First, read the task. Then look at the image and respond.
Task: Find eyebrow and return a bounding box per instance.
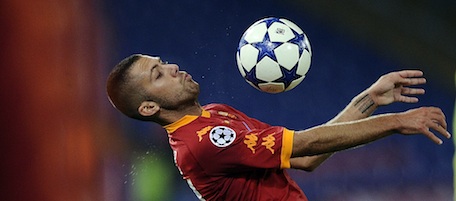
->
[149,57,162,81]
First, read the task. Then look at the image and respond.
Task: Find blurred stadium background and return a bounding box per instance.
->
[1,0,454,200]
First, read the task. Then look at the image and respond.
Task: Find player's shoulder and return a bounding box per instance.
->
[203,103,239,112]
[203,103,251,120]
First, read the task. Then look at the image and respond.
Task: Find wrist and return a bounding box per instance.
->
[353,93,378,115]
[390,113,403,134]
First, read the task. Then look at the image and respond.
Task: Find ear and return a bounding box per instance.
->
[138,101,160,117]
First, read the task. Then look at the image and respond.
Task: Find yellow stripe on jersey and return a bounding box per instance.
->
[280,128,294,169]
[201,109,211,118]
[164,109,211,134]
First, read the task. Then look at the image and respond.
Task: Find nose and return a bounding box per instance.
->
[167,64,179,77]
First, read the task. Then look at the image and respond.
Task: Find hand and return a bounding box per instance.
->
[367,70,426,106]
[395,107,451,144]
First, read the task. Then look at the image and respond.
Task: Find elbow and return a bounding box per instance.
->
[290,158,321,172]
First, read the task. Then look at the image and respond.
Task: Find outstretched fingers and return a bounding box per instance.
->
[402,77,426,87]
[424,124,451,145]
[397,70,424,79]
[394,70,426,103]
[424,108,452,144]
[397,87,424,103]
[401,87,425,95]
[422,129,444,145]
[396,70,426,87]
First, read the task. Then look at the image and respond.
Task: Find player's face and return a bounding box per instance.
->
[130,55,199,109]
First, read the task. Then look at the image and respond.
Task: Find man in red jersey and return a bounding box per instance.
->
[106,54,451,200]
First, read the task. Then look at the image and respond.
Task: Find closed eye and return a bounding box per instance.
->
[150,64,160,81]
[150,58,168,80]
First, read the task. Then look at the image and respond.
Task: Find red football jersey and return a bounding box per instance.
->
[164,103,308,201]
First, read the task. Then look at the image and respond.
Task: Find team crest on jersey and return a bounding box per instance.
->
[209,126,236,148]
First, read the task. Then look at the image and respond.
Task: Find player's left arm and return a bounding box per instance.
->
[290,70,427,171]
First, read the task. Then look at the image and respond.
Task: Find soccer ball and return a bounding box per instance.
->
[236,17,312,93]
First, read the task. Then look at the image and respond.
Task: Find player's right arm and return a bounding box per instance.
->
[291,106,450,157]
[290,70,439,171]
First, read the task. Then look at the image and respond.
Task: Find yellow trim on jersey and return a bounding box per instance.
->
[201,109,211,118]
[163,109,211,134]
[280,128,294,169]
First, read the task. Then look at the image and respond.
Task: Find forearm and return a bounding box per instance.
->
[289,70,436,169]
[290,92,378,170]
[329,92,378,123]
[292,113,397,157]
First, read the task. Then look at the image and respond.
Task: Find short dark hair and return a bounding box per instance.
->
[106,54,156,121]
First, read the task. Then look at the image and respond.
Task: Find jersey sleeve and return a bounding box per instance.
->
[189,125,294,175]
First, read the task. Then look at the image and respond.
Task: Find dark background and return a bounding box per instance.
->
[1,0,454,201]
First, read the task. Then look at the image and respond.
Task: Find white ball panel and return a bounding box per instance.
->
[297,50,311,76]
[239,44,259,72]
[236,52,246,77]
[267,22,294,42]
[280,18,304,34]
[274,43,299,70]
[256,57,282,81]
[244,23,268,43]
[285,76,305,91]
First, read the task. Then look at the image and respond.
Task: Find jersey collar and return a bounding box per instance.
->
[163,109,210,134]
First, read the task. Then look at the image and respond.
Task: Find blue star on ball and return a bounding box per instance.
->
[273,65,302,89]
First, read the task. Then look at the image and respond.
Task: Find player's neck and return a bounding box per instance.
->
[156,102,202,126]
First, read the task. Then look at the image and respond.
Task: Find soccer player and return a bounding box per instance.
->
[106,54,451,200]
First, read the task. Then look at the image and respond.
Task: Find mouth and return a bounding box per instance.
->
[181,71,193,82]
